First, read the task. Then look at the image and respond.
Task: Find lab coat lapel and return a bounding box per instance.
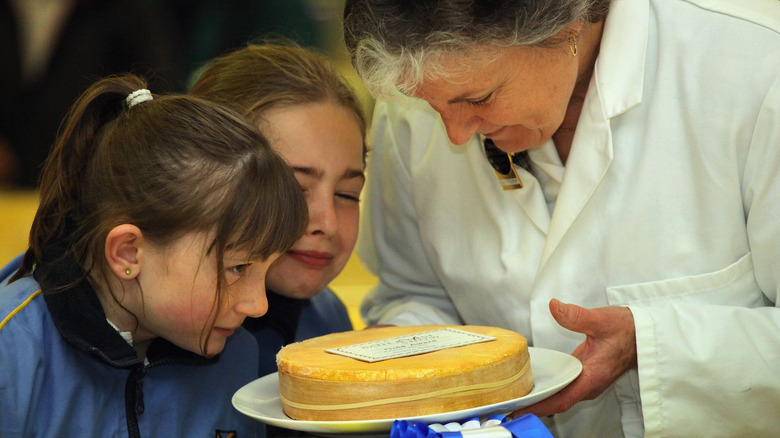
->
[513,166,552,236]
[538,82,613,269]
[538,0,648,270]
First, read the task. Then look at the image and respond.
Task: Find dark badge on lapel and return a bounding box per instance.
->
[483,138,526,190]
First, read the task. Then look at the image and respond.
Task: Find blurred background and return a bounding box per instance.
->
[0,0,376,327]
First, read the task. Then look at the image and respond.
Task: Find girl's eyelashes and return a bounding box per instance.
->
[336,192,361,202]
[224,262,253,286]
[228,263,251,276]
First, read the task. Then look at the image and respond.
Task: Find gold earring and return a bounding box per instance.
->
[569,37,578,56]
[125,268,132,276]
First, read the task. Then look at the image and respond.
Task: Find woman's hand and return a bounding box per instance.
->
[512,299,637,417]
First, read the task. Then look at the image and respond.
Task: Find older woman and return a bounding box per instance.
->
[343,1,780,437]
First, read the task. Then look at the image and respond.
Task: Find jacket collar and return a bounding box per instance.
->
[538,0,649,269]
[594,0,648,118]
[34,242,214,369]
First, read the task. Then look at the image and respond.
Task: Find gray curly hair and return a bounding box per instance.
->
[343,0,611,96]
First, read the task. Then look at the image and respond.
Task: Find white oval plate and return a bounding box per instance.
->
[232,347,581,436]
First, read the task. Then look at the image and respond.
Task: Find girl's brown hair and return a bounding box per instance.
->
[189,41,368,164]
[11,73,308,355]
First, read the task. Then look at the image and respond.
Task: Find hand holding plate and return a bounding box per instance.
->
[511,299,637,418]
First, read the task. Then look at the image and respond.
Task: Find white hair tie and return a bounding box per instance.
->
[126,89,153,108]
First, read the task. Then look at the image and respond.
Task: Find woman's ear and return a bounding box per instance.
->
[568,20,584,34]
[105,224,143,280]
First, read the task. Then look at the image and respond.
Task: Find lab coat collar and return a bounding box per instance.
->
[594,0,648,118]
[538,0,649,270]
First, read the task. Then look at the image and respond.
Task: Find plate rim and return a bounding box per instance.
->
[232,346,581,433]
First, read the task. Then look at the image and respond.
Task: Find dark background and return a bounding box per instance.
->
[0,0,359,188]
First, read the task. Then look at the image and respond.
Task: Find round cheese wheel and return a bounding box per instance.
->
[276,325,533,421]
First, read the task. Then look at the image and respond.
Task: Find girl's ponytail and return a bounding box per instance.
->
[12,75,149,281]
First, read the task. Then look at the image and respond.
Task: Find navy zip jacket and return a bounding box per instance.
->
[0,252,262,438]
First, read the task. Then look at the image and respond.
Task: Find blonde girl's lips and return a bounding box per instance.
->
[287,250,333,268]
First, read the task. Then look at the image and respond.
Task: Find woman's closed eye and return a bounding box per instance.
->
[467,92,494,107]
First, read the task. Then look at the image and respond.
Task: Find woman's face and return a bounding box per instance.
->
[131,232,277,356]
[262,102,365,299]
[412,42,579,154]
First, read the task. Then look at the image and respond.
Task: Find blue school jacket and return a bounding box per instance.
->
[0,253,263,438]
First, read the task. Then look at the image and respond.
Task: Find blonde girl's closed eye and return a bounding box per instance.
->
[336,190,362,203]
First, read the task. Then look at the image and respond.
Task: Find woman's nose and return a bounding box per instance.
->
[439,109,481,145]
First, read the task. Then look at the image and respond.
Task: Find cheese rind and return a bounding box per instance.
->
[276,325,533,421]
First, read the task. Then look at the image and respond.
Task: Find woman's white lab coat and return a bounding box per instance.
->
[357,0,780,436]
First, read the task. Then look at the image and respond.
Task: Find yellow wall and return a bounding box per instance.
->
[329,253,376,329]
[0,190,38,266]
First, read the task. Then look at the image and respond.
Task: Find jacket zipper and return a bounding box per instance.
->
[124,364,145,438]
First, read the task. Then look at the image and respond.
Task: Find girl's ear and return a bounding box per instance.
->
[105,224,144,280]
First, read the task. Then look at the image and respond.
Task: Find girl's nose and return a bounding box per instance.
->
[234,281,268,318]
[307,195,337,236]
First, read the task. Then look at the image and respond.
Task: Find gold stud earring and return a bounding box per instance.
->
[125,268,132,276]
[569,37,578,56]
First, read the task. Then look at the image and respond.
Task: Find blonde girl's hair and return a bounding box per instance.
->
[189,41,368,165]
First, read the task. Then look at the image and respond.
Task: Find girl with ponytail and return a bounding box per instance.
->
[0,73,307,437]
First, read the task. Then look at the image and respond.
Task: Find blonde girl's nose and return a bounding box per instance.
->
[307,195,338,236]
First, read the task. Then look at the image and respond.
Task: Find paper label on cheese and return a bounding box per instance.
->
[325,328,496,362]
